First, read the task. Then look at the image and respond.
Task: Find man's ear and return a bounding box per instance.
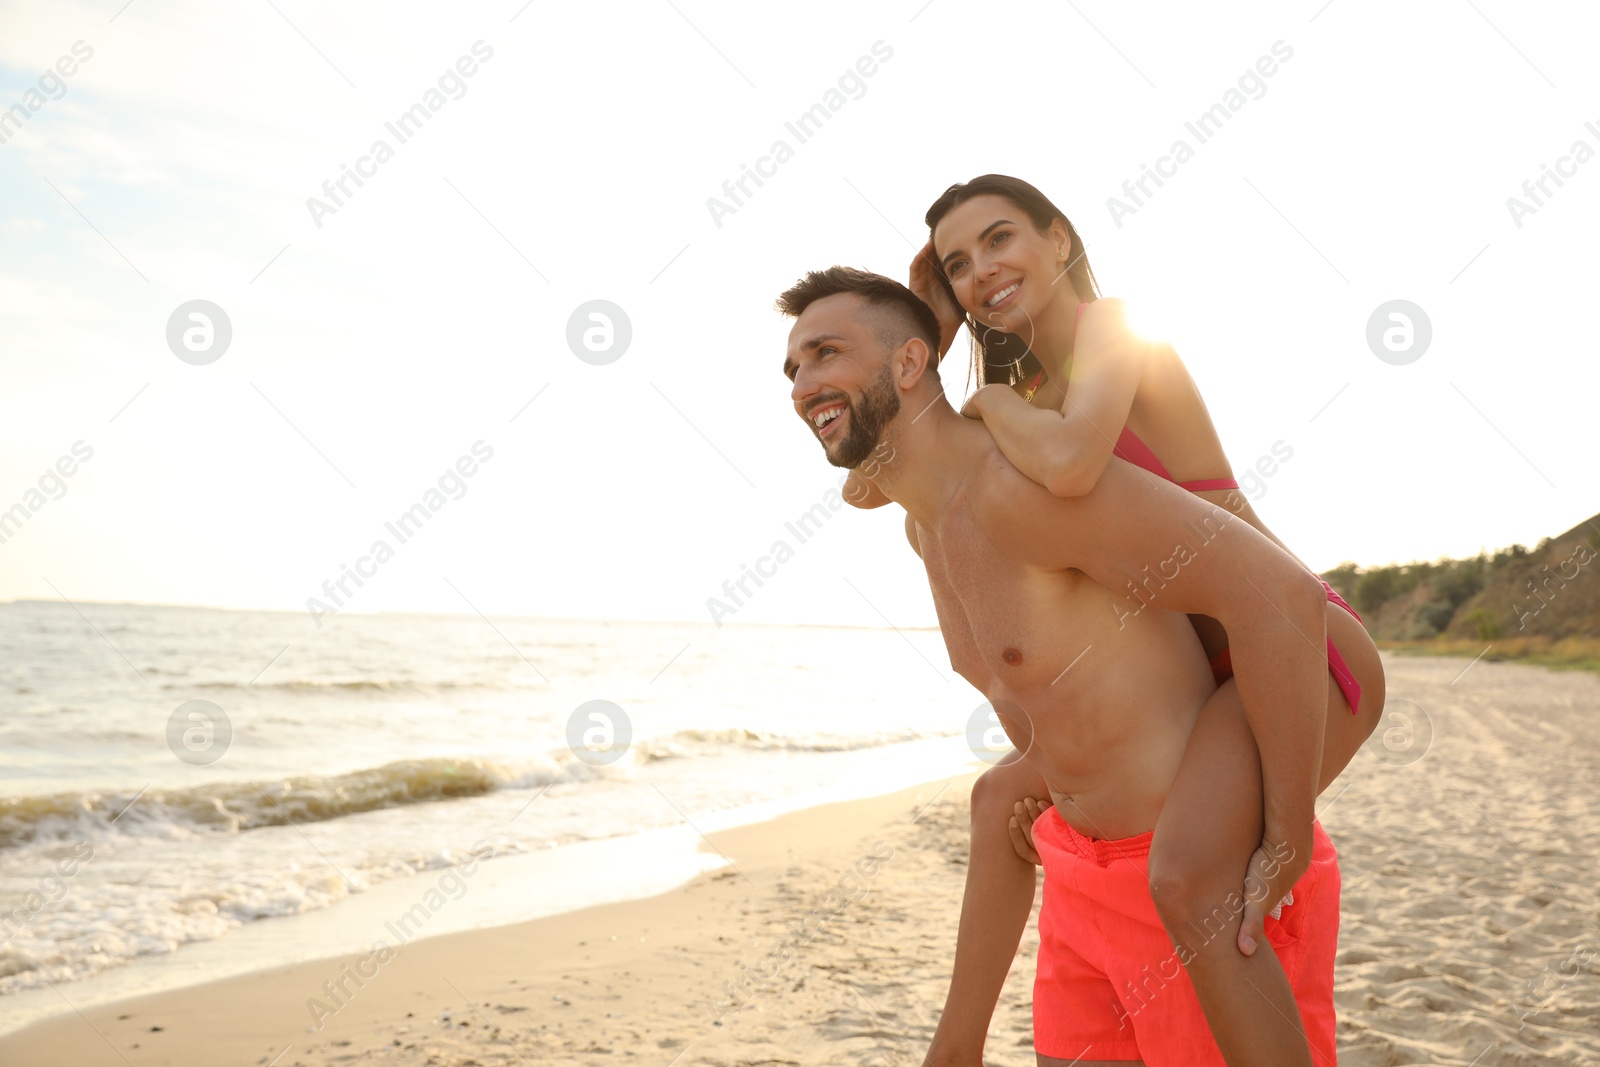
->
[894,336,935,392]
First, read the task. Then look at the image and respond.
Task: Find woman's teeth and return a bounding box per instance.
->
[986,282,1021,307]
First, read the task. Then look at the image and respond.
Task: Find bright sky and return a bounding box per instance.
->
[2,0,1596,631]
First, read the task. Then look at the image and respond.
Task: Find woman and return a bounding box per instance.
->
[844,174,1385,1067]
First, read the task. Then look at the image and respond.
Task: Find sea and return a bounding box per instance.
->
[0,600,977,1032]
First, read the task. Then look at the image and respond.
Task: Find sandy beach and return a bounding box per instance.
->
[3,654,1598,1066]
[5,2,1595,1063]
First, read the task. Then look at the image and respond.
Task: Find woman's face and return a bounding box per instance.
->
[931,194,1070,338]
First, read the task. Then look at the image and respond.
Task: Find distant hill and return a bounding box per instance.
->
[1321,512,1600,672]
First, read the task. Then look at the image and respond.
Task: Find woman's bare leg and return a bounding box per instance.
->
[923,751,1049,1067]
[1145,603,1385,1066]
[1146,677,1321,1066]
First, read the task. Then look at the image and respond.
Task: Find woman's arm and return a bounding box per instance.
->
[909,239,965,360]
[963,298,1148,498]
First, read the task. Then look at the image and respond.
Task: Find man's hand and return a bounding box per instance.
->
[1006,796,1053,866]
[909,239,964,358]
[1237,827,1312,955]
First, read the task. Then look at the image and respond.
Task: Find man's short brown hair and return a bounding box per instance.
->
[775,267,942,380]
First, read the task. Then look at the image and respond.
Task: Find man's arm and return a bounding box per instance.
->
[973,453,1327,855]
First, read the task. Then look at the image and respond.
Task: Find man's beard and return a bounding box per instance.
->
[823,362,901,469]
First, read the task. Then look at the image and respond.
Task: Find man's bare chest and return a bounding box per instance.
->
[916,510,1106,693]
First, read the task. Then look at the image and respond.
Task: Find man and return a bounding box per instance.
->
[776,266,1339,1065]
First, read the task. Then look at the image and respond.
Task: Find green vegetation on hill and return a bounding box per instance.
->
[1321,512,1600,674]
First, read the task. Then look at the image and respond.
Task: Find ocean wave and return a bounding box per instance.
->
[0,757,598,850]
[170,678,492,694]
[0,728,955,849]
[0,834,511,995]
[637,725,950,761]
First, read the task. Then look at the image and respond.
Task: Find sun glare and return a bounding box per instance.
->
[1121,299,1178,346]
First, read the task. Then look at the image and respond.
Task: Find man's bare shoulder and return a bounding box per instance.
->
[966,443,1075,564]
[970,442,1041,509]
[968,443,1198,574]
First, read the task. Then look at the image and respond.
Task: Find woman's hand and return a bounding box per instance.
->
[909,239,964,359]
[1007,796,1053,866]
[1237,826,1313,956]
[959,383,1016,420]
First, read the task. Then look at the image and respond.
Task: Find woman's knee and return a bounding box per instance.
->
[972,760,1017,823]
[970,757,1045,839]
[1147,834,1238,931]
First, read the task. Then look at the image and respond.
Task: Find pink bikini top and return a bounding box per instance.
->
[1071,302,1240,494]
[1112,426,1240,493]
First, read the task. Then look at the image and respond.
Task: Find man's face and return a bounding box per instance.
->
[784,293,902,469]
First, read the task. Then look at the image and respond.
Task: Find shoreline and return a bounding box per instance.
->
[0,742,979,1040]
[0,774,994,1066]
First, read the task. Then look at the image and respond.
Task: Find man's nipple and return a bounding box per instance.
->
[1001,647,1024,666]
